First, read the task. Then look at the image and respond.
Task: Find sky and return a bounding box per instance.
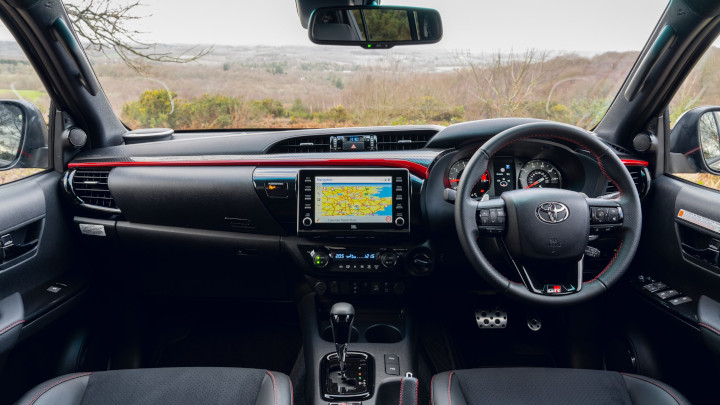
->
[1,0,671,53]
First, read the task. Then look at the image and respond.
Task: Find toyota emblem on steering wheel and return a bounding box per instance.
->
[536,202,569,224]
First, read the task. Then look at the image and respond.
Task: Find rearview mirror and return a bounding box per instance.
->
[308,6,442,49]
[0,100,48,171]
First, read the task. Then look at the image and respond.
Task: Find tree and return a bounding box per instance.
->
[65,0,211,72]
[459,49,547,117]
[0,104,23,163]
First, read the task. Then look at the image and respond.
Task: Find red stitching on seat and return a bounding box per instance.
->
[448,371,455,405]
[27,372,92,405]
[430,374,435,405]
[266,371,278,405]
[289,375,294,405]
[399,377,404,405]
[0,320,24,336]
[621,373,684,405]
[414,377,419,405]
[699,322,720,336]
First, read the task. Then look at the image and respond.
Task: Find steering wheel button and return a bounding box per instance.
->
[489,210,498,223]
[596,209,607,221]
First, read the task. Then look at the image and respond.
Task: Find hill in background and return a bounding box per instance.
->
[2,41,719,130]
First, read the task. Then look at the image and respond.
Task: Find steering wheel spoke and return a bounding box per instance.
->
[475,198,507,235]
[499,235,584,295]
[585,197,624,234]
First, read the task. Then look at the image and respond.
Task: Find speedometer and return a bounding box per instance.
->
[448,159,491,198]
[518,160,562,189]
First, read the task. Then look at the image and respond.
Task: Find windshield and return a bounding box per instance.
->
[74,0,668,131]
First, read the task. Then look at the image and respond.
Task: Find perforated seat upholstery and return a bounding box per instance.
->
[431,368,690,405]
[14,367,292,405]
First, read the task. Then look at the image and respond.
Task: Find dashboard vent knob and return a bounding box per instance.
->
[408,249,434,275]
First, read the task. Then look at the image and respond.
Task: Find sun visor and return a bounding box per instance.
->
[684,0,720,18]
[296,0,379,28]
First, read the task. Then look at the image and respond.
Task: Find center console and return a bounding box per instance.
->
[255,166,426,403]
[299,296,417,405]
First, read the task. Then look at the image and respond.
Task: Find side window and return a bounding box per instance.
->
[667,37,720,190]
[0,20,50,185]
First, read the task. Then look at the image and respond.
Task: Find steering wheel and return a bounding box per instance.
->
[455,122,642,305]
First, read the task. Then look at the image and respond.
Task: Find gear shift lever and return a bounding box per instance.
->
[330,302,355,377]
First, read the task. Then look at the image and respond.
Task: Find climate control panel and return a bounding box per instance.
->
[306,247,406,273]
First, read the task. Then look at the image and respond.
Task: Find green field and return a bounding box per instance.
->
[0,89,47,101]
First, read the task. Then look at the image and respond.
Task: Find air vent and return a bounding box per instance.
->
[376,132,433,151]
[269,136,330,153]
[605,166,650,198]
[69,169,119,212]
[605,142,632,155]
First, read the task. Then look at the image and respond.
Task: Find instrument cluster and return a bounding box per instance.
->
[443,140,589,199]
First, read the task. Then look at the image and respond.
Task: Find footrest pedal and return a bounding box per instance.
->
[475,309,507,329]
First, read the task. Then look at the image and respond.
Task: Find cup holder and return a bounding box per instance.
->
[365,324,403,343]
[321,325,360,343]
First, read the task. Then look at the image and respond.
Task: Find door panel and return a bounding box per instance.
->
[639,175,720,301]
[626,174,720,404]
[0,179,45,277]
[0,171,80,334]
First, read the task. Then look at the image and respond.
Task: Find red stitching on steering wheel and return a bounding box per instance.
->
[585,237,623,284]
[468,132,627,288]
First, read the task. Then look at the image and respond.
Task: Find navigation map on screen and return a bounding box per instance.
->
[314,176,393,223]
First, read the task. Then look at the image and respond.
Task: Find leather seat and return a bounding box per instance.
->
[432,368,690,405]
[14,367,292,405]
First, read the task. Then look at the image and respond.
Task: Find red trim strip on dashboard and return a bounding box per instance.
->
[68,158,431,179]
[68,158,647,179]
[620,159,649,167]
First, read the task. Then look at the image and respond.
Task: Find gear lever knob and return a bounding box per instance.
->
[330,302,355,376]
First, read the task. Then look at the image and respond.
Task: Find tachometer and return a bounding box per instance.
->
[448,159,491,198]
[518,160,562,189]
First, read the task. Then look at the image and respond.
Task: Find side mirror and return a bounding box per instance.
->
[0,100,48,171]
[308,6,442,49]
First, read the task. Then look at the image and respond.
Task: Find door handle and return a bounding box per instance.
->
[0,234,38,264]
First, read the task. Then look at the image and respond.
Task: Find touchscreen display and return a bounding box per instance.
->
[314,176,393,224]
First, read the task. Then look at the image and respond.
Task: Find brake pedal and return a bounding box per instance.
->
[475,309,507,329]
[527,316,542,331]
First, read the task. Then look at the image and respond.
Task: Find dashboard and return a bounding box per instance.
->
[62,119,648,299]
